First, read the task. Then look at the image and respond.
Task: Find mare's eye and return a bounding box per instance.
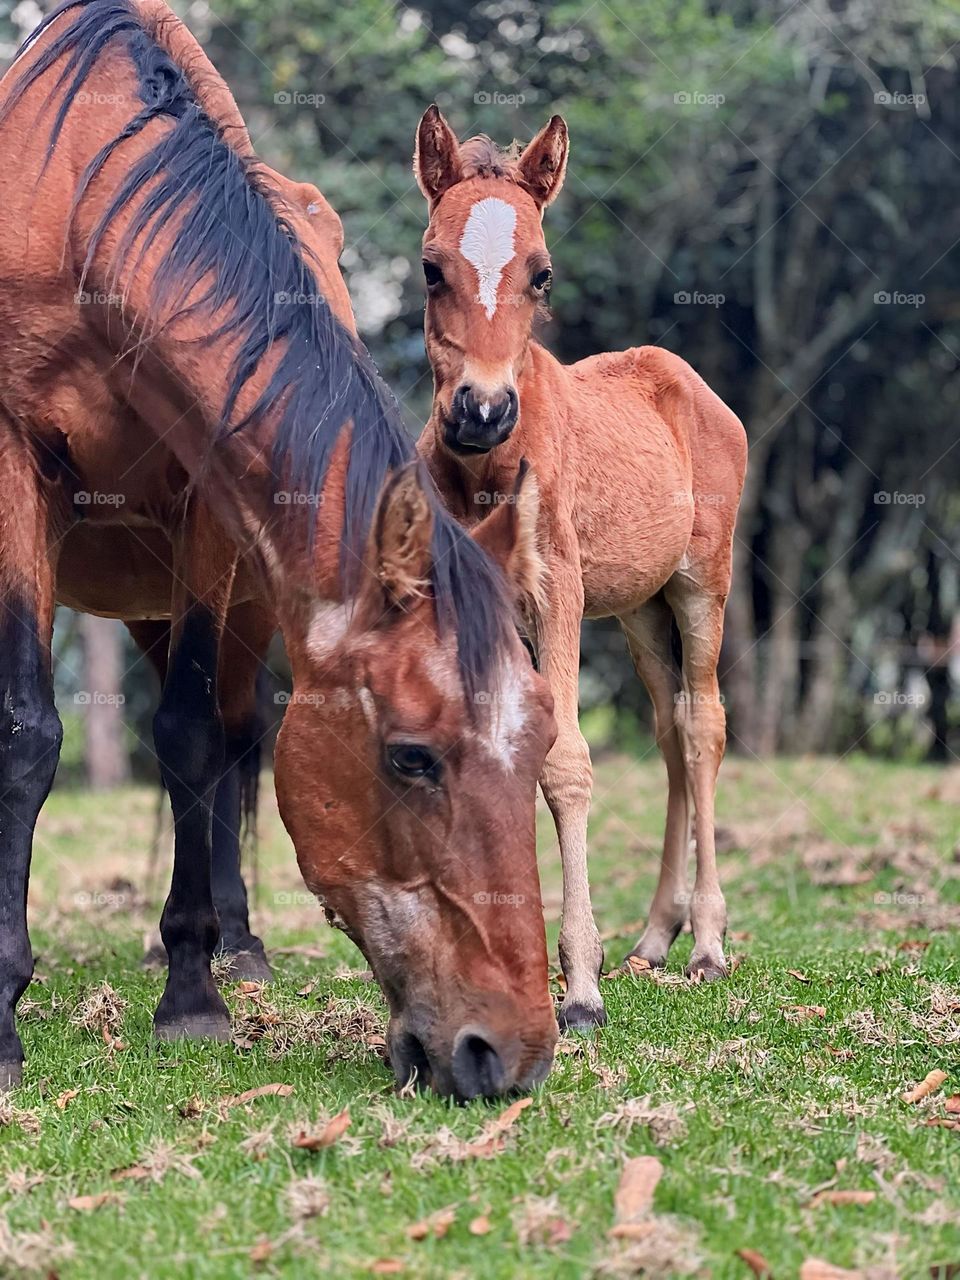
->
[388,743,441,783]
[423,260,445,289]
[531,267,552,293]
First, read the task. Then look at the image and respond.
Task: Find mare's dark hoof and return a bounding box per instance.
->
[153,1011,232,1042]
[0,1060,23,1090]
[558,999,607,1033]
[218,944,273,982]
[686,956,728,983]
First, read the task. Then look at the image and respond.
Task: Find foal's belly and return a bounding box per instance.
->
[575,444,694,619]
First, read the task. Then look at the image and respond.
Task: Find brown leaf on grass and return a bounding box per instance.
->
[613,1155,663,1228]
[945,1095,960,1114]
[370,1261,404,1275]
[513,1195,573,1248]
[737,1247,773,1277]
[111,1164,150,1181]
[68,1192,120,1212]
[178,1096,204,1119]
[788,969,812,983]
[101,1024,126,1051]
[54,1089,79,1110]
[296,982,316,998]
[903,1069,948,1103]
[800,1262,863,1280]
[238,981,263,996]
[469,1215,491,1236]
[407,1208,455,1241]
[808,1190,876,1208]
[249,1237,273,1264]
[826,1045,855,1061]
[924,1117,960,1129]
[783,1005,827,1021]
[292,1107,351,1151]
[220,1083,294,1110]
[896,939,930,952]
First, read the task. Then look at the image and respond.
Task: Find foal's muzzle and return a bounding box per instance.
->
[444,383,519,454]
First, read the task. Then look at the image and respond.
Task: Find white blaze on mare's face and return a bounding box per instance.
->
[458,197,517,320]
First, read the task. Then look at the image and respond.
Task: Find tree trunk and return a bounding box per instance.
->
[80,614,129,790]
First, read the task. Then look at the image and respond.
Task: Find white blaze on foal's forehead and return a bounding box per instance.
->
[458,196,517,320]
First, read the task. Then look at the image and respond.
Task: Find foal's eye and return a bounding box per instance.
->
[388,743,441,783]
[422,260,445,289]
[531,267,552,293]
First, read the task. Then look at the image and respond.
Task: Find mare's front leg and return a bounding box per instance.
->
[537,557,605,1031]
[0,423,63,1087]
[152,507,236,1040]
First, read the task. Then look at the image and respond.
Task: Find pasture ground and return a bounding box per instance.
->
[1,751,959,1279]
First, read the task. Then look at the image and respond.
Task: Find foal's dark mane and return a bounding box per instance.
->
[4,0,512,695]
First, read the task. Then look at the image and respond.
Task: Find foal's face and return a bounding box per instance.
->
[275,465,559,1101]
[414,108,568,455]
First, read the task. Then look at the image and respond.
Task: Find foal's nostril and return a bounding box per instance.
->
[451,1028,508,1100]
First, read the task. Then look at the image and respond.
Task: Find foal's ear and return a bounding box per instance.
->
[414,104,463,206]
[359,463,435,618]
[517,116,569,209]
[472,460,547,612]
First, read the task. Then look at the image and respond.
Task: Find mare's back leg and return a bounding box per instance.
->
[127,612,272,979]
[0,422,64,1087]
[151,506,236,1040]
[619,595,692,967]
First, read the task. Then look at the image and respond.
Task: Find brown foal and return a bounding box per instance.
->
[414,107,748,1029]
[0,1,558,1100]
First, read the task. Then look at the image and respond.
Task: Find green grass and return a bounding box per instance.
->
[2,752,960,1278]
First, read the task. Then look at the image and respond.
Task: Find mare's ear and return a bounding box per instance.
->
[472,460,546,613]
[516,116,569,209]
[355,464,435,625]
[414,104,463,206]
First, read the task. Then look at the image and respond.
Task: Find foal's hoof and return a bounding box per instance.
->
[153,1011,232,1042]
[686,955,728,983]
[558,999,607,1033]
[0,1060,23,1091]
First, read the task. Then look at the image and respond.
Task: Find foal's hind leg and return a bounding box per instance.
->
[619,597,692,968]
[0,431,63,1087]
[663,576,729,980]
[152,508,236,1040]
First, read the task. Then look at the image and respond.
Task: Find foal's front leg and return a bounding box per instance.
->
[152,514,236,1040]
[538,562,605,1030]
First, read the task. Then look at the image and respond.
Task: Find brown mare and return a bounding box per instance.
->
[0,0,559,1101]
[414,108,748,1029]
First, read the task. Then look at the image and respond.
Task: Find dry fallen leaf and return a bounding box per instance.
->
[370,1261,404,1275]
[944,1095,960,1114]
[896,939,930,952]
[737,1246,773,1276]
[407,1208,455,1241]
[800,1262,864,1280]
[788,969,812,983]
[55,1089,79,1110]
[469,1215,491,1236]
[612,1155,663,1229]
[220,1083,294,1110]
[461,1096,532,1158]
[292,1107,351,1151]
[808,1190,876,1208]
[784,1004,827,1021]
[67,1192,119,1212]
[249,1237,272,1264]
[903,1069,948,1104]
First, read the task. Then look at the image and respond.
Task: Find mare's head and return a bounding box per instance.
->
[414,106,568,455]
[275,461,559,1100]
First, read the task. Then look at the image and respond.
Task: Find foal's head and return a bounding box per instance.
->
[275,463,558,1101]
[414,106,568,455]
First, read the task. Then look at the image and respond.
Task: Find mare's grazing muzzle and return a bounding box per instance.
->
[444,383,519,454]
[388,1014,556,1102]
